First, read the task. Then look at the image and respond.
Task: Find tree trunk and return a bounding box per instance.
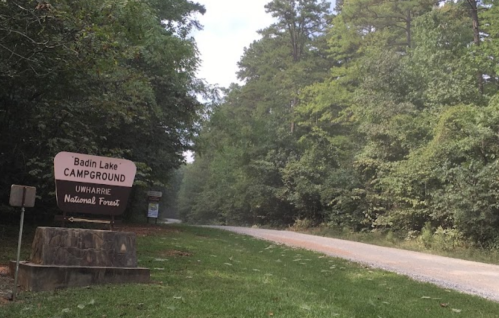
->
[406,10,412,49]
[467,0,483,94]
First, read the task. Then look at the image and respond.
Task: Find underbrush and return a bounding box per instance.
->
[0,224,35,264]
[290,218,499,265]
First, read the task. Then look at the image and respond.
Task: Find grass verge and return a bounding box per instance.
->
[1,224,499,317]
[299,225,499,265]
[0,224,35,264]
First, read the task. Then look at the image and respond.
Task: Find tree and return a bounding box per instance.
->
[341,0,439,50]
[264,0,330,62]
[0,0,206,217]
[180,1,333,225]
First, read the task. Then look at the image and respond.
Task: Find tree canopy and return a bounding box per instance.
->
[179,0,499,248]
[0,0,206,217]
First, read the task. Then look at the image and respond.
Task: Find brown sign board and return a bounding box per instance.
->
[147,191,162,202]
[54,152,136,215]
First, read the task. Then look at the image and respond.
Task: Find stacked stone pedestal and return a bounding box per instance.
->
[11,227,150,292]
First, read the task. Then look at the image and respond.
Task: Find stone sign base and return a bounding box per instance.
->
[10,262,149,292]
[31,227,139,267]
[11,227,150,292]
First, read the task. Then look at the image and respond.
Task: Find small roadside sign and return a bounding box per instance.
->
[147,202,159,218]
[147,191,162,202]
[9,185,36,208]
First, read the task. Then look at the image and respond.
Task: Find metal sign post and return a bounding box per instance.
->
[9,185,36,301]
[13,205,25,301]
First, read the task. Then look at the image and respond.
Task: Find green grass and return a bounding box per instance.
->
[1,224,499,317]
[0,224,34,264]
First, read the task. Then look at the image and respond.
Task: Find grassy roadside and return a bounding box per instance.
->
[1,224,499,317]
[0,224,34,264]
[295,225,499,265]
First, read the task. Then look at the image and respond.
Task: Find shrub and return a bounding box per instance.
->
[432,227,463,251]
[419,222,433,248]
[289,218,314,231]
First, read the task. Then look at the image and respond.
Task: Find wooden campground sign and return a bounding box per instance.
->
[54,152,136,215]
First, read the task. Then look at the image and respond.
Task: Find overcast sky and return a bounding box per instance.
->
[183,1,274,162]
[192,0,275,88]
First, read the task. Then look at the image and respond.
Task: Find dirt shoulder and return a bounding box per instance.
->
[0,266,13,304]
[209,226,499,302]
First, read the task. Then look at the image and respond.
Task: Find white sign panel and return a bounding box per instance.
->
[54,152,136,187]
[147,202,159,218]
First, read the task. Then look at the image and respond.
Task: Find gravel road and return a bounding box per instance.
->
[208,226,499,302]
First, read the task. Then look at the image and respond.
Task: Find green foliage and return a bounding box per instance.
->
[417,222,464,251]
[407,3,483,108]
[420,222,434,248]
[0,0,206,216]
[180,0,332,226]
[179,0,499,248]
[341,0,438,49]
[432,227,463,251]
[289,217,315,231]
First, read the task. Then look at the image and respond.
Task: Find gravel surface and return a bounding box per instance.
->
[209,226,499,302]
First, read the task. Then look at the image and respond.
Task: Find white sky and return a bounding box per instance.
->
[192,0,275,88]
[185,1,275,163]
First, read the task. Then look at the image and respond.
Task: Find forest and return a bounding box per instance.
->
[178,0,499,248]
[0,0,208,219]
[2,0,499,248]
